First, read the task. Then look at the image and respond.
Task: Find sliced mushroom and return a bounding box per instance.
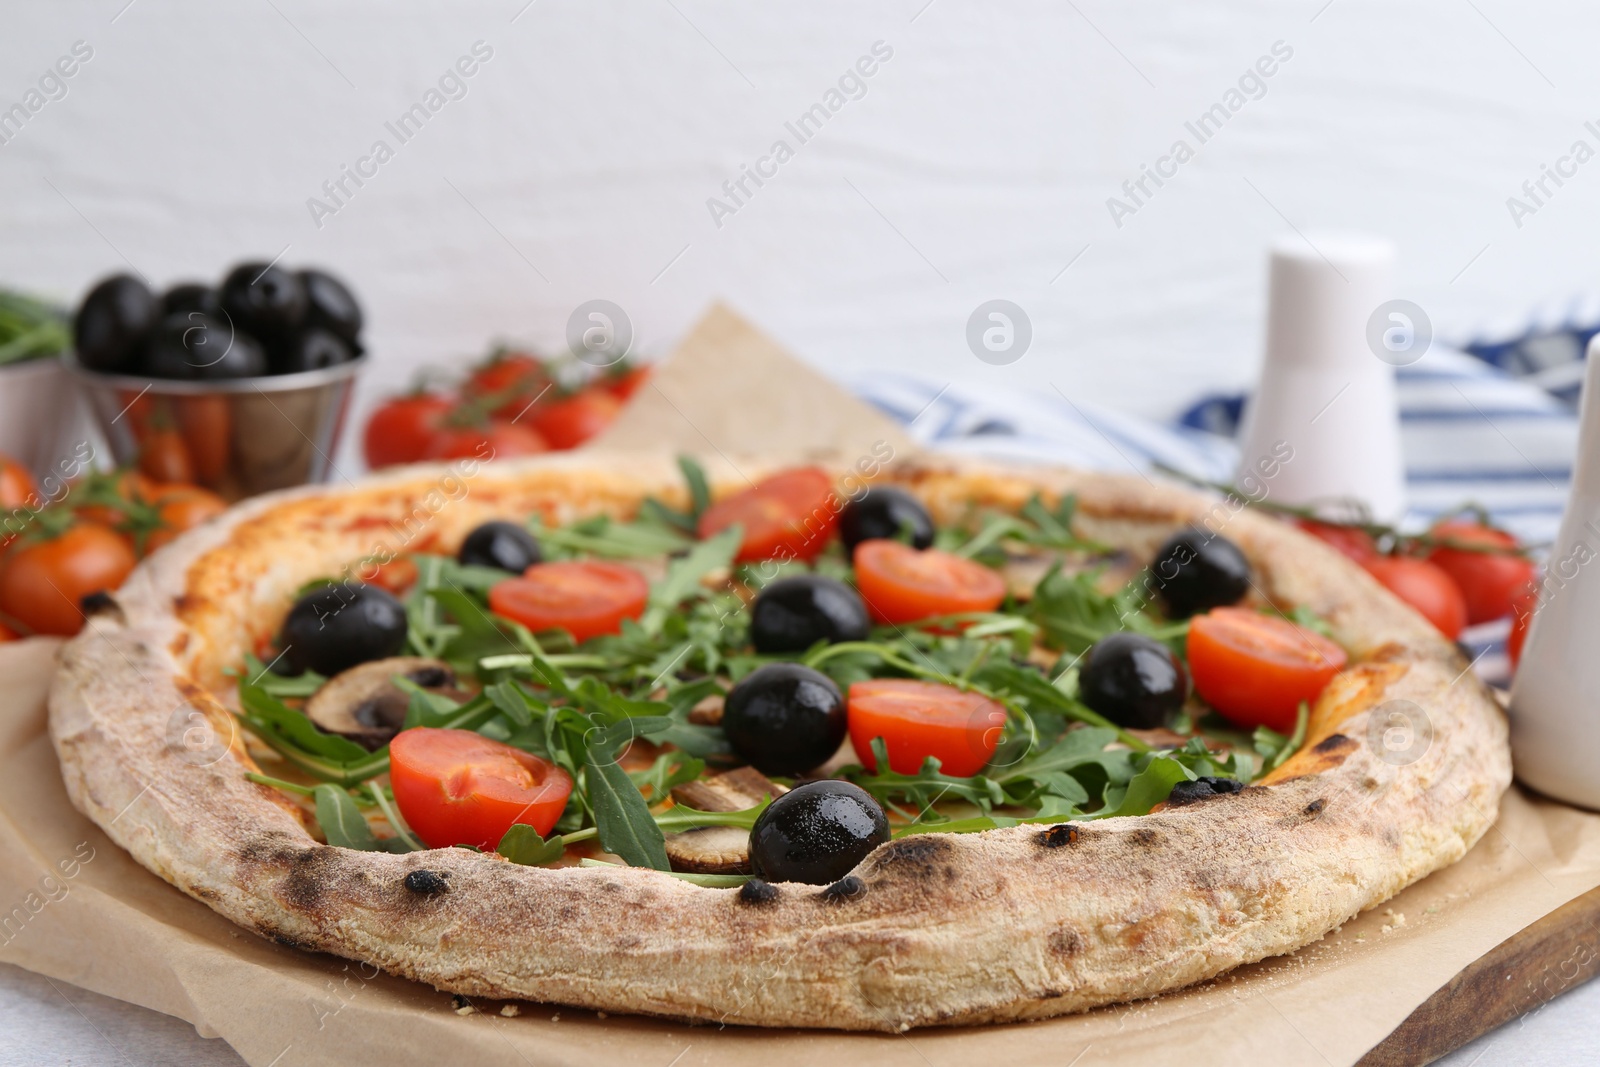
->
[304,657,458,750]
[665,767,786,875]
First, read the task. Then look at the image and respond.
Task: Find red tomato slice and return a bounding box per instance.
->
[389,727,574,849]
[853,540,1006,626]
[1362,556,1468,639]
[1186,607,1347,734]
[697,467,838,563]
[1425,521,1535,625]
[847,679,1006,777]
[488,560,649,643]
[363,395,455,468]
[529,389,622,450]
[1293,518,1377,563]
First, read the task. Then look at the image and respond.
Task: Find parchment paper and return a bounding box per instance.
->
[3,304,1600,1067]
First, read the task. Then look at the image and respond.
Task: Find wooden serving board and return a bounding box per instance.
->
[1362,885,1600,1065]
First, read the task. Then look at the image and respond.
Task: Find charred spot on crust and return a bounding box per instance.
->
[1048,927,1084,957]
[870,835,952,875]
[272,934,315,951]
[1038,824,1080,849]
[1129,827,1161,846]
[1314,734,1357,755]
[280,846,342,912]
[404,870,450,896]
[1168,777,1245,807]
[1303,798,1326,816]
[79,590,120,618]
[739,878,779,905]
[820,875,866,902]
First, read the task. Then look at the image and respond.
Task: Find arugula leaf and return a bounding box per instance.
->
[652,801,769,834]
[584,749,670,870]
[530,514,692,560]
[643,525,742,629]
[496,824,566,865]
[239,684,371,764]
[1255,702,1310,776]
[314,784,379,850]
[1089,755,1194,819]
[679,455,712,519]
[240,654,324,698]
[629,752,707,801]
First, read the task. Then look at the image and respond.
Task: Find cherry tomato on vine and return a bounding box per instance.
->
[464,353,551,419]
[1186,608,1347,734]
[363,394,456,469]
[1425,520,1535,625]
[846,679,1007,777]
[1293,518,1377,563]
[1363,556,1468,639]
[422,420,548,462]
[143,484,228,554]
[0,456,37,550]
[1508,583,1539,671]
[528,389,621,450]
[601,364,651,401]
[389,727,574,849]
[852,540,1007,625]
[0,522,137,636]
[697,467,837,563]
[137,426,196,485]
[488,560,649,643]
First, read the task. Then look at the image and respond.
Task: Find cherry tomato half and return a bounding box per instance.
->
[697,467,838,563]
[853,540,1007,626]
[1186,607,1348,734]
[0,522,137,636]
[1425,520,1535,625]
[363,394,455,469]
[1362,556,1468,639]
[529,389,621,450]
[847,679,1007,777]
[488,560,649,643]
[423,420,549,462]
[389,727,574,850]
[1294,518,1377,563]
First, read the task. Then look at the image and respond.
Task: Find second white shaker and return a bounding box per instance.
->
[1234,234,1408,521]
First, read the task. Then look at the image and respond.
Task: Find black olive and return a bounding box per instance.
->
[722,664,847,776]
[219,262,306,342]
[1151,527,1252,618]
[272,328,353,375]
[300,269,363,343]
[278,582,408,677]
[74,273,159,373]
[142,312,267,380]
[457,521,542,574]
[1078,632,1188,729]
[1167,776,1245,807]
[748,574,870,654]
[748,780,889,885]
[161,283,219,318]
[838,486,934,553]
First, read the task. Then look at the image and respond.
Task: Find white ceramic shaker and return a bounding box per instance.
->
[1233,233,1408,521]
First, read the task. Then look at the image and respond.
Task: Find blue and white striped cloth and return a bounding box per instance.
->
[849,323,1590,685]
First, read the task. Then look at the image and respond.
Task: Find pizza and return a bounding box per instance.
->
[47,451,1511,1030]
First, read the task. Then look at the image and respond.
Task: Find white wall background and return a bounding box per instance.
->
[3,0,1598,463]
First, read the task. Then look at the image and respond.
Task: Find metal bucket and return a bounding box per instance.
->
[0,358,99,484]
[65,352,367,501]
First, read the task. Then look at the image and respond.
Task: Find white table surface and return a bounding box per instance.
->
[3,959,1599,1067]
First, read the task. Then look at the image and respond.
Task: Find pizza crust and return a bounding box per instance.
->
[47,452,1511,1030]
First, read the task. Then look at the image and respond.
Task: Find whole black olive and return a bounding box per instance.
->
[73,273,159,373]
[1151,527,1252,618]
[722,664,847,776]
[1078,632,1188,729]
[300,269,363,343]
[838,486,934,553]
[142,312,267,380]
[748,780,889,885]
[278,582,408,677]
[273,328,353,375]
[749,574,870,654]
[161,283,219,318]
[219,262,306,342]
[457,521,541,574]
